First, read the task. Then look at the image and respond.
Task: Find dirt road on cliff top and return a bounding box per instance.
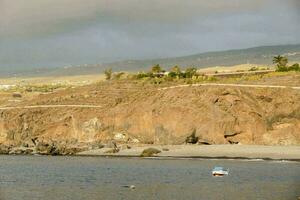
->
[158,83,300,90]
[0,105,103,110]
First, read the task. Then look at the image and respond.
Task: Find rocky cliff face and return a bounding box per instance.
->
[0,82,299,151]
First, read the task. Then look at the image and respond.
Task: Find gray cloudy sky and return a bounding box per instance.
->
[0,0,299,71]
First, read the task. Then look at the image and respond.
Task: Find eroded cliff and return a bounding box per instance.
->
[0,81,299,151]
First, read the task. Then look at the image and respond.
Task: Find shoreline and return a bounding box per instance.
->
[1,144,300,162]
[2,153,300,163]
[75,155,300,163]
[76,144,300,162]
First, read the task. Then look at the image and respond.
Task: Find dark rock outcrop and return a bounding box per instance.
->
[185,130,198,144]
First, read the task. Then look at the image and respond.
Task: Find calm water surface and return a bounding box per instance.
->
[0,155,299,200]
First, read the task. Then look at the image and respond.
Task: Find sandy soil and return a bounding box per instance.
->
[198,64,273,73]
[78,145,300,160]
[0,74,104,86]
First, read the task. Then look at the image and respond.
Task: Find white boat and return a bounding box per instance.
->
[212,167,229,177]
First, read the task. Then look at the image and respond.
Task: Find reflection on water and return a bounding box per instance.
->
[0,155,299,200]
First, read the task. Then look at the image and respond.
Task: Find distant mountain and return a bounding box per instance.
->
[2,44,300,77]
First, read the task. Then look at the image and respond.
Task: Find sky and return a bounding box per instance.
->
[0,0,300,72]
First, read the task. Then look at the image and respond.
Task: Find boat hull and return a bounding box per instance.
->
[212,171,228,176]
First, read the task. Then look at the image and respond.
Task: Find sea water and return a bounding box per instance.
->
[0,155,299,200]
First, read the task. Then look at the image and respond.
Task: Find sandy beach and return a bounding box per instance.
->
[77,145,300,161]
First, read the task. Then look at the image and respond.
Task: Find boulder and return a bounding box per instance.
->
[9,148,24,155]
[8,147,34,155]
[0,145,10,154]
[90,142,104,150]
[22,139,36,148]
[197,139,212,145]
[120,144,131,150]
[35,141,87,155]
[104,148,120,154]
[113,132,127,142]
[105,140,117,149]
[12,92,22,98]
[35,141,51,153]
[64,147,86,155]
[24,149,33,154]
[140,148,161,157]
[224,131,239,138]
[35,141,58,155]
[129,138,140,144]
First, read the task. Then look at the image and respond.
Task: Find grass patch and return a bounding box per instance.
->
[3,84,69,93]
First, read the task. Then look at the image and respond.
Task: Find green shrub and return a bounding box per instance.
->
[289,63,300,71]
[104,68,113,80]
[276,63,300,72]
[163,76,174,82]
[249,67,259,71]
[185,67,197,78]
[168,71,177,78]
[276,65,289,72]
[207,76,218,82]
[136,73,148,79]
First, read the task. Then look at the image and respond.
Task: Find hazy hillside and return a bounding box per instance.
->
[2,44,300,77]
[105,44,300,71]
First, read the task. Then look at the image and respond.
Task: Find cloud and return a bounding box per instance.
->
[0,0,299,71]
[0,0,271,38]
[1,0,299,36]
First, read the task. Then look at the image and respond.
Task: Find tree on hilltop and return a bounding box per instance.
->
[151,64,163,73]
[273,55,288,67]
